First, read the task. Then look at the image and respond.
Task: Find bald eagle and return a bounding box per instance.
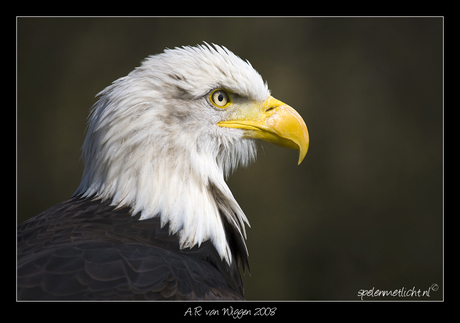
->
[17,43,309,300]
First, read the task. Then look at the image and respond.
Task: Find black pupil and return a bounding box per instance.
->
[218,93,224,102]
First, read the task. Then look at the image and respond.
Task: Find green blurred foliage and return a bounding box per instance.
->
[17,17,442,300]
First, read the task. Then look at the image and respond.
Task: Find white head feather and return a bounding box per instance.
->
[74,43,270,264]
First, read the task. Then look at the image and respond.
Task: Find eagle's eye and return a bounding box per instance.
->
[210,89,231,108]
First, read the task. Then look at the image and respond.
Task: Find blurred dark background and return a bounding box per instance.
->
[17,17,443,300]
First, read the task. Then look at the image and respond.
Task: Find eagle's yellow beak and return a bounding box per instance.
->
[217,96,309,164]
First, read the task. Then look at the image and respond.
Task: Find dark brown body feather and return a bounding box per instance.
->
[17,196,246,300]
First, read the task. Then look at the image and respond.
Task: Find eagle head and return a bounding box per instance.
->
[74,43,309,265]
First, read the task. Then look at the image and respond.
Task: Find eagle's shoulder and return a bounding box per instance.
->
[17,197,244,300]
